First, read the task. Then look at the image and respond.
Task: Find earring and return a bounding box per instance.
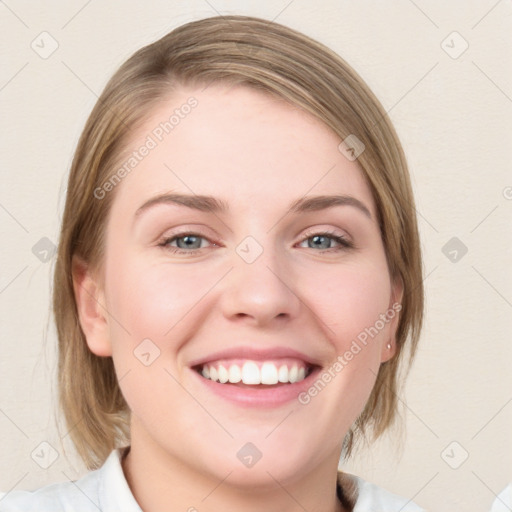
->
[387,343,392,350]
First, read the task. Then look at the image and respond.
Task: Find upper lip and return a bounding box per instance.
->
[188,346,323,368]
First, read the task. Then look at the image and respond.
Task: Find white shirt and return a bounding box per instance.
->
[489,484,512,511]
[0,448,425,511]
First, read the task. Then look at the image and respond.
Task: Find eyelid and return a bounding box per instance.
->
[300,226,350,240]
[156,225,217,242]
[300,224,353,242]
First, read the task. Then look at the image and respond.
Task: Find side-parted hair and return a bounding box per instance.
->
[53,15,423,470]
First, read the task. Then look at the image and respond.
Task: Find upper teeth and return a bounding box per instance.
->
[201,361,308,385]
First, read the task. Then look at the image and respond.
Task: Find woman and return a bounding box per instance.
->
[0,15,425,511]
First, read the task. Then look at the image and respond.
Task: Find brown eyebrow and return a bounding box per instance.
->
[289,195,372,219]
[134,193,373,220]
[135,193,229,216]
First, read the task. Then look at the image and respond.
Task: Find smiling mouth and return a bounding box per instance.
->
[193,359,317,387]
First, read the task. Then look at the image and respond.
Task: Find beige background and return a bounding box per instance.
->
[0,1,511,510]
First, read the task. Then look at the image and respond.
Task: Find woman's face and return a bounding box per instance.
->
[79,84,401,486]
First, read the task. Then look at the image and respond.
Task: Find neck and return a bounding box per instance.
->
[121,429,348,512]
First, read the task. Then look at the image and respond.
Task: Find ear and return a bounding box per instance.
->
[72,256,112,357]
[380,275,404,363]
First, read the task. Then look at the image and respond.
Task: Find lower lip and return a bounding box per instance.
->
[190,367,321,408]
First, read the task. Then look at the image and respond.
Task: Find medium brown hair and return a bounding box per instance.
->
[53,15,423,470]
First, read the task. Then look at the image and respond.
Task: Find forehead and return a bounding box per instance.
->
[111,84,376,218]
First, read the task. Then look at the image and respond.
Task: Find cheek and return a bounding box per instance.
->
[295,264,393,432]
[307,260,393,410]
[101,255,209,409]
[304,260,393,347]
[103,250,219,349]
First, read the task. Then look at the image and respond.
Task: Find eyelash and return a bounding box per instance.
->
[158,230,354,256]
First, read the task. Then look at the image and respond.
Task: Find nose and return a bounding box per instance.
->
[219,239,301,327]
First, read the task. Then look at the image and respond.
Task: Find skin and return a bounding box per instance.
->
[74,84,402,512]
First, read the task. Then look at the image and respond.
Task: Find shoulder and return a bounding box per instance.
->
[0,470,101,512]
[338,472,426,512]
[0,448,141,512]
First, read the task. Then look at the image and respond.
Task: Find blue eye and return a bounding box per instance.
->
[159,233,211,254]
[299,232,353,251]
[171,234,204,249]
[159,230,353,256]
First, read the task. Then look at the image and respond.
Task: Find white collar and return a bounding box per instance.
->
[85,447,141,511]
